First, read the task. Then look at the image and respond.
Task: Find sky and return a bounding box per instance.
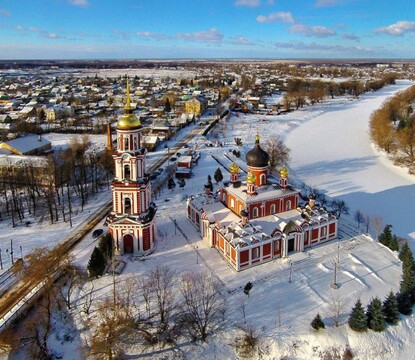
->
[0,0,415,60]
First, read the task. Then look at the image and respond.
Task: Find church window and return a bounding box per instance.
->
[134,137,138,151]
[270,204,276,214]
[252,247,260,260]
[285,200,291,211]
[124,197,132,215]
[230,199,235,209]
[124,136,130,151]
[253,207,258,218]
[260,174,266,185]
[124,164,131,179]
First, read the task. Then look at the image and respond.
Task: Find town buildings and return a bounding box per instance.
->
[107,81,157,256]
[187,135,338,271]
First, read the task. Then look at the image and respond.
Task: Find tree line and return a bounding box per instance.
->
[370,85,415,173]
[0,135,113,227]
[283,74,397,110]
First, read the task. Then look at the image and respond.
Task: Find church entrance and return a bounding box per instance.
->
[288,238,295,253]
[123,234,134,253]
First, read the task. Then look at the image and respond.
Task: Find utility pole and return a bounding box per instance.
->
[332,243,340,289]
[289,261,293,283]
[10,239,14,265]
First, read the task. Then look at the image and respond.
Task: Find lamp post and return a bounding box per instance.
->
[0,248,3,270]
[196,246,199,264]
[10,239,14,265]
[289,261,293,283]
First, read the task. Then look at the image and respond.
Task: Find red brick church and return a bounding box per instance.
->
[187,134,337,271]
[107,81,157,256]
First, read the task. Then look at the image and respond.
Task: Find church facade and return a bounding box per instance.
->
[107,81,157,256]
[187,135,337,271]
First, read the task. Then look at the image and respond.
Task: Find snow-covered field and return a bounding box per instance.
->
[3,80,415,359]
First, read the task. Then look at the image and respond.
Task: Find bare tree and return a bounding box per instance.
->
[82,281,95,315]
[60,268,79,310]
[354,209,365,228]
[363,213,371,234]
[264,135,290,172]
[88,297,133,360]
[180,272,226,341]
[326,295,346,327]
[330,199,349,218]
[373,215,384,240]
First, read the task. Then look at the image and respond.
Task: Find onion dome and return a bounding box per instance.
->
[279,166,289,178]
[246,133,269,168]
[246,171,256,184]
[116,79,141,130]
[309,193,316,200]
[240,209,248,217]
[229,162,239,173]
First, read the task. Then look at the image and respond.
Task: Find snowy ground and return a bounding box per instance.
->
[3,80,415,359]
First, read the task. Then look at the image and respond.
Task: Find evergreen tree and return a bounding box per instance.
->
[378,225,392,247]
[397,291,412,315]
[98,233,113,260]
[164,97,171,113]
[214,168,223,183]
[311,313,325,330]
[348,299,368,332]
[367,297,385,332]
[399,241,412,263]
[206,175,213,191]
[399,242,415,303]
[383,291,400,325]
[87,247,106,278]
[389,235,400,252]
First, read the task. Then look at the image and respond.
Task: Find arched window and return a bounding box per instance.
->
[124,136,130,151]
[285,200,291,211]
[270,204,276,214]
[124,197,132,214]
[253,207,258,218]
[260,174,266,185]
[230,199,235,209]
[134,137,138,151]
[222,192,227,202]
[124,164,131,179]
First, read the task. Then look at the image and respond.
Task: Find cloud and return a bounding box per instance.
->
[230,36,255,46]
[234,0,260,7]
[375,21,415,36]
[342,33,360,41]
[68,0,88,7]
[113,30,130,40]
[16,25,62,39]
[256,12,295,24]
[315,0,340,7]
[0,9,11,17]
[289,23,336,37]
[176,28,223,44]
[136,31,170,40]
[275,40,372,53]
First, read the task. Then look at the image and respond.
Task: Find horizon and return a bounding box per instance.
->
[0,0,415,60]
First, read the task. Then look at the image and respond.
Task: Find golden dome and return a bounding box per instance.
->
[229,162,239,173]
[117,113,141,130]
[116,78,141,130]
[246,171,256,183]
[279,166,289,178]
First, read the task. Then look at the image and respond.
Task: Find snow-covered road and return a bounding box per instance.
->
[285,80,415,244]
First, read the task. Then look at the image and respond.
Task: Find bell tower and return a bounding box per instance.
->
[107,79,157,256]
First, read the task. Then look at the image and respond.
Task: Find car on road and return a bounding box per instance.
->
[92,229,104,238]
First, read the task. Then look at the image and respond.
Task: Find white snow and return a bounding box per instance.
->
[2,80,415,359]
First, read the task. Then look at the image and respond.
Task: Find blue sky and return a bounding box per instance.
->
[0,0,415,59]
